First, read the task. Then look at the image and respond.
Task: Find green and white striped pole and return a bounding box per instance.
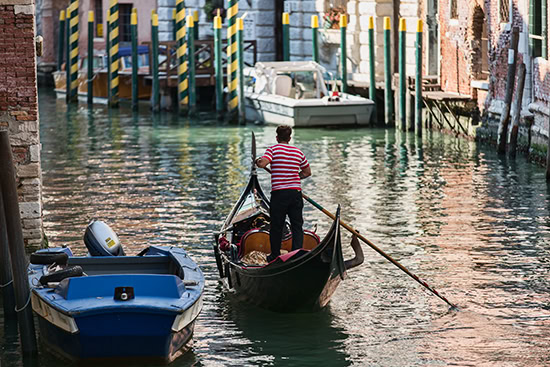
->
[311,15,319,63]
[398,18,406,131]
[68,0,79,103]
[187,14,196,116]
[340,14,347,94]
[415,20,423,137]
[214,14,223,117]
[176,0,188,113]
[57,10,65,71]
[227,0,238,119]
[151,11,160,112]
[368,16,376,115]
[384,16,393,125]
[131,9,138,110]
[237,17,245,122]
[109,0,120,107]
[87,11,94,105]
[282,12,290,61]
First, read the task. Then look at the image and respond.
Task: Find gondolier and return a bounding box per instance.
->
[255,126,312,262]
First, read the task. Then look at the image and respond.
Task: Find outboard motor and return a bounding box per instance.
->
[84,220,125,256]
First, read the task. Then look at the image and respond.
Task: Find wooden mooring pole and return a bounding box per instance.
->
[65,6,70,104]
[187,14,196,116]
[87,11,94,106]
[497,26,520,154]
[311,15,319,63]
[108,0,120,108]
[415,19,423,137]
[0,131,37,354]
[383,17,394,125]
[151,11,160,112]
[176,0,188,115]
[131,9,139,110]
[398,18,406,131]
[368,16,376,114]
[282,12,290,61]
[0,193,16,320]
[340,14,348,94]
[57,10,65,71]
[237,17,245,122]
[509,62,526,157]
[214,13,224,118]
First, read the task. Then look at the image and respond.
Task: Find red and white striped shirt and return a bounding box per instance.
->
[262,144,309,191]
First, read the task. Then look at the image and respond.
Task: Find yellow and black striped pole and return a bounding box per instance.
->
[109,0,120,107]
[227,0,238,119]
[68,0,79,103]
[176,0,188,113]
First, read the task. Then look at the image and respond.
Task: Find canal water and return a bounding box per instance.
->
[1,90,549,366]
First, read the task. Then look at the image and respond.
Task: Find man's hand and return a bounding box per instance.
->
[299,166,312,179]
[256,157,269,168]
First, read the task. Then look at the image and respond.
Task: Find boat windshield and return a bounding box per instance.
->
[121,54,150,70]
[81,55,106,70]
[291,71,319,99]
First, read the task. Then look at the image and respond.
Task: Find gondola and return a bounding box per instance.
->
[213,135,363,312]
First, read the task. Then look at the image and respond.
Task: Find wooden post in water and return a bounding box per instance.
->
[65,6,71,104]
[87,11,94,106]
[340,14,348,94]
[311,15,319,63]
[227,0,239,120]
[176,1,188,114]
[187,14,196,116]
[237,17,245,122]
[398,18,406,131]
[214,14,224,118]
[109,0,120,108]
[172,9,177,41]
[151,11,160,112]
[509,62,526,157]
[193,10,199,40]
[0,131,37,354]
[498,26,520,154]
[131,9,139,110]
[106,17,111,103]
[282,12,290,61]
[384,17,393,125]
[415,19,423,137]
[57,10,65,71]
[368,16,376,113]
[0,193,16,320]
[67,0,79,103]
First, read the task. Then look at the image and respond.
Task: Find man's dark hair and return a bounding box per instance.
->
[276,125,292,142]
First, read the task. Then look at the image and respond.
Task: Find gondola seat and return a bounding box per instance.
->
[239,229,320,257]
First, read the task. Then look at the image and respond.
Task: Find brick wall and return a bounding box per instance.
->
[0,1,43,251]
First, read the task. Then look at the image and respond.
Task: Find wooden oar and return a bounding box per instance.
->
[260,166,457,309]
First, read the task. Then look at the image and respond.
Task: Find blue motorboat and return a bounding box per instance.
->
[27,221,204,363]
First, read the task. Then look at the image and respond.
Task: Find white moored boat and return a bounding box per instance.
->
[243,61,375,127]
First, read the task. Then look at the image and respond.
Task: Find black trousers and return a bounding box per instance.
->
[269,189,304,256]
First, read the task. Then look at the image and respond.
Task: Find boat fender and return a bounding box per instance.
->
[30,251,69,266]
[39,265,84,286]
[83,220,125,256]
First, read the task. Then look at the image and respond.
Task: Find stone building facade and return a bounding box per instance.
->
[0,0,43,250]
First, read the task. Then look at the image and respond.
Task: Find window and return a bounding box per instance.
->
[119,4,133,43]
[499,0,510,23]
[450,0,458,19]
[94,0,103,37]
[529,0,547,58]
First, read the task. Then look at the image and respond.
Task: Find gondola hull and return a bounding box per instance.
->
[224,253,343,312]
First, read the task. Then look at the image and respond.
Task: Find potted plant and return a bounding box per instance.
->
[323,6,347,29]
[204,0,225,22]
